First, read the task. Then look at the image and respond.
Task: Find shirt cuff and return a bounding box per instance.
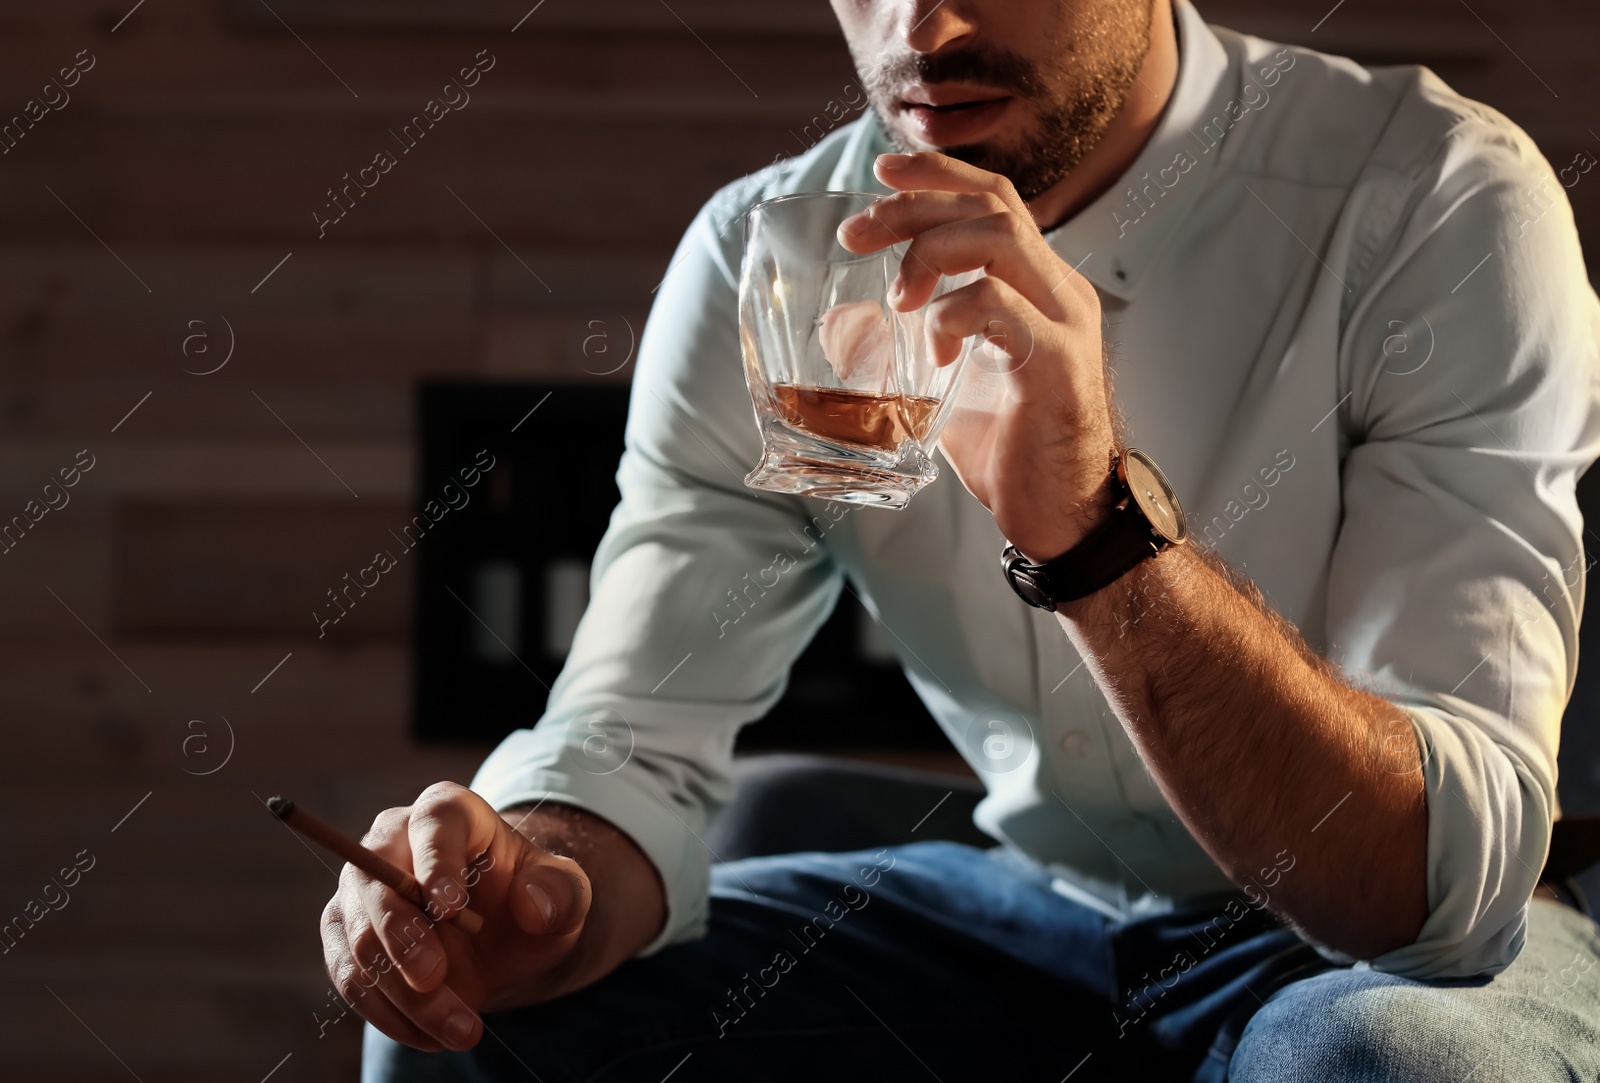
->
[470,732,711,957]
[1364,705,1548,980]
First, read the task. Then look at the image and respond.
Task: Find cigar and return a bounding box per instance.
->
[268,795,484,934]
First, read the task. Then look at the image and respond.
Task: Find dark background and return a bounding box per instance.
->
[1,1,1598,1079]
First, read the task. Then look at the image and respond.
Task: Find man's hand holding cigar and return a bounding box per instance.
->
[319,783,664,1052]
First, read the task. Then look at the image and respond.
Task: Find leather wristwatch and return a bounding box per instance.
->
[1000,448,1187,611]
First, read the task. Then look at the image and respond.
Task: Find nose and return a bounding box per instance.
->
[903,0,979,55]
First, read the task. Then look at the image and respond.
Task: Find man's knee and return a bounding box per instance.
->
[1229,971,1508,1083]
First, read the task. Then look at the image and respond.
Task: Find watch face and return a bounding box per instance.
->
[1121,449,1187,544]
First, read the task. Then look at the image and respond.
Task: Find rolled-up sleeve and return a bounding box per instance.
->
[471,185,844,953]
[1327,125,1600,978]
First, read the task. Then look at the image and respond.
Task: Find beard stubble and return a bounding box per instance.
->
[854,1,1156,201]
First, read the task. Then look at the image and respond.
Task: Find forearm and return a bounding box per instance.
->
[498,801,667,1001]
[1055,543,1429,958]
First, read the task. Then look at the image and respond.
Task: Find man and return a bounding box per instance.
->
[332,0,1600,1079]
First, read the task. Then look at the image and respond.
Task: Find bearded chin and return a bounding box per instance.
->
[941,134,1080,202]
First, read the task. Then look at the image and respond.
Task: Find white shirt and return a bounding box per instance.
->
[473,0,1600,980]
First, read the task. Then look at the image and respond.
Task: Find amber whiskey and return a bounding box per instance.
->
[772,384,940,451]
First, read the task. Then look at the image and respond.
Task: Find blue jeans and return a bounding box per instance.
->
[362,842,1600,1082]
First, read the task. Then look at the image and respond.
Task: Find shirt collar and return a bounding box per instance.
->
[1044,0,1232,301]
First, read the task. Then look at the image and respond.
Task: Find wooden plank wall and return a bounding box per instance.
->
[0,1,1595,1079]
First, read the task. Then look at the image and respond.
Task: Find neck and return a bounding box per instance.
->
[1027,0,1180,231]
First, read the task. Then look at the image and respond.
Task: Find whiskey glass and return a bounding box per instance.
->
[738,191,980,509]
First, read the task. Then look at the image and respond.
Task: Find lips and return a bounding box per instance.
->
[901,82,1009,108]
[897,85,1014,146]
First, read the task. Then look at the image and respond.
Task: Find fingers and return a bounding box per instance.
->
[925,277,1106,420]
[837,190,1007,254]
[873,151,1028,213]
[892,213,1066,316]
[505,842,592,938]
[327,798,480,1047]
[324,807,457,1049]
[925,273,1024,336]
[408,781,498,920]
[335,895,483,1052]
[835,152,1091,318]
[917,274,1028,369]
[356,936,482,1051]
[322,897,445,1053]
[835,150,1025,254]
[407,782,592,937]
[348,862,452,993]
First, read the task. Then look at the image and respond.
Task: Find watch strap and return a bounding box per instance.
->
[1028,501,1159,604]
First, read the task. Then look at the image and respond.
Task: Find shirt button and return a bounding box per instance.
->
[1059,729,1091,758]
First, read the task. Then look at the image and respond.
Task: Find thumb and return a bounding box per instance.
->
[508,844,591,937]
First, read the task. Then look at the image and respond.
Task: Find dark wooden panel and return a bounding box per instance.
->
[0,379,416,442]
[0,438,413,502]
[222,0,843,34]
[113,500,417,637]
[0,36,857,115]
[0,249,477,375]
[0,114,826,245]
[0,642,509,777]
[0,247,683,438]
